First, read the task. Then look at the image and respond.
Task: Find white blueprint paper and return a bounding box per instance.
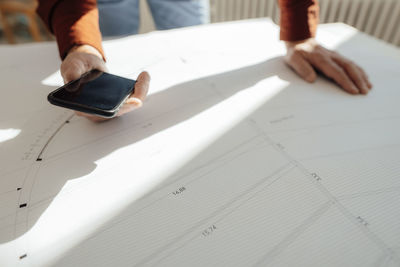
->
[0,19,399,266]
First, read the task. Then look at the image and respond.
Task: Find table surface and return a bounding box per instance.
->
[1,19,400,267]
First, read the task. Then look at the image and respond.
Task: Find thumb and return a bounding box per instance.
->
[126,71,151,107]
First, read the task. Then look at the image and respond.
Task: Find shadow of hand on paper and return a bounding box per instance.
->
[0,56,297,246]
[4,50,359,267]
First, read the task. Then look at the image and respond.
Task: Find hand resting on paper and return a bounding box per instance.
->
[284,38,372,94]
[60,44,150,122]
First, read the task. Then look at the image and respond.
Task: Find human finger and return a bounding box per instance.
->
[61,61,87,84]
[126,71,151,107]
[61,52,107,83]
[306,53,360,94]
[356,65,373,89]
[332,56,370,94]
[285,50,317,83]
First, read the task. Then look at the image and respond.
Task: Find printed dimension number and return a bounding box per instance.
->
[202,225,217,237]
[172,187,186,196]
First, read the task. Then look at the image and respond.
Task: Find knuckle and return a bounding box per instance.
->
[315,54,329,65]
[314,49,326,58]
[335,67,346,76]
[343,60,354,69]
[330,50,339,56]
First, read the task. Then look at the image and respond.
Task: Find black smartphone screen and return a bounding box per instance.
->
[48,70,136,117]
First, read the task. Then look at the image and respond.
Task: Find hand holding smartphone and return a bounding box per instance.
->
[48,70,136,118]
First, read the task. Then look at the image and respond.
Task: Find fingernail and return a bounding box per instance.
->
[126,98,142,107]
[349,86,359,95]
[305,73,316,83]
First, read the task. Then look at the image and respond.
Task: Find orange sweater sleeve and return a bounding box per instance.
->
[36,0,104,60]
[37,0,317,57]
[279,0,319,41]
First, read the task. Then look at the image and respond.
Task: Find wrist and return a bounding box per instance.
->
[285,38,316,48]
[68,44,104,60]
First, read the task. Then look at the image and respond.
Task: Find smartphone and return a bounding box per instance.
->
[47,70,136,118]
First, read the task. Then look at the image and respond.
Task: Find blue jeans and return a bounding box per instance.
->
[97,0,210,36]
